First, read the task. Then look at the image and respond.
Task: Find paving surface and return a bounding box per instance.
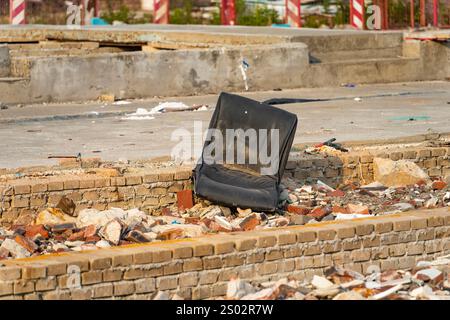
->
[1,81,450,168]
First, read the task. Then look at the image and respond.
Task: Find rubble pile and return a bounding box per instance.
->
[0,175,448,261]
[283,177,450,223]
[0,205,207,260]
[220,255,450,300]
[143,255,450,300]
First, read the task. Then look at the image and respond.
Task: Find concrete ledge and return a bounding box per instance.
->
[0,208,449,300]
[20,43,308,103]
[0,45,10,77]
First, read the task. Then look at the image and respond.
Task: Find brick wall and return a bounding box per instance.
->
[0,209,449,300]
[0,168,192,227]
[284,145,450,186]
[1,145,449,227]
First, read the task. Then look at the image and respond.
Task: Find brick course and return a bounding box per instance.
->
[0,208,449,300]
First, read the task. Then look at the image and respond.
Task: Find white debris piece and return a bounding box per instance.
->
[226,279,256,300]
[311,275,334,289]
[100,219,122,245]
[0,238,31,259]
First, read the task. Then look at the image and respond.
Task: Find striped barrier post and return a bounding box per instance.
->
[153,0,170,24]
[350,0,365,29]
[221,0,236,26]
[9,0,26,25]
[285,0,301,28]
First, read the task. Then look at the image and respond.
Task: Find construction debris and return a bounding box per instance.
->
[218,254,450,300]
[0,170,448,261]
[145,254,450,300]
[373,157,431,187]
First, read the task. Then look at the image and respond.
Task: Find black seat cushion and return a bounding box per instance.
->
[193,92,298,212]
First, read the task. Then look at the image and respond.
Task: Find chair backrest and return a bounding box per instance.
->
[200,92,298,182]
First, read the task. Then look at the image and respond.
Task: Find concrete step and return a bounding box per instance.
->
[308,56,424,87]
[0,77,30,104]
[310,47,403,63]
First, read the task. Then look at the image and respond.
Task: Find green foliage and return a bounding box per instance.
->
[304,15,330,28]
[170,0,201,25]
[101,5,152,24]
[235,0,282,26]
[334,0,350,26]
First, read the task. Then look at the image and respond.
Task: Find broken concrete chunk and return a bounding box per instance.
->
[333,291,366,300]
[237,208,252,217]
[213,215,233,232]
[373,157,431,187]
[241,287,275,300]
[311,275,334,289]
[99,219,122,245]
[226,278,256,300]
[95,240,111,248]
[0,238,31,258]
[310,285,341,298]
[35,208,76,226]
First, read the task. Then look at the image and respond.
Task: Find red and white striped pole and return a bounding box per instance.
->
[221,0,236,26]
[285,0,301,28]
[9,0,26,25]
[153,0,170,24]
[433,0,439,27]
[350,0,365,29]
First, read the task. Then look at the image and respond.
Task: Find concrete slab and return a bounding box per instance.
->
[1,81,449,168]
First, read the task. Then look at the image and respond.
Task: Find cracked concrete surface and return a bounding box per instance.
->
[1,81,449,168]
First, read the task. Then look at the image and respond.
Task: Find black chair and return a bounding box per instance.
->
[193,92,298,212]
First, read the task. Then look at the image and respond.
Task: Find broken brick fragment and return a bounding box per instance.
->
[177,190,194,210]
[332,205,348,214]
[51,223,76,233]
[286,205,311,215]
[239,213,260,231]
[162,207,173,216]
[346,203,370,215]
[83,224,97,238]
[25,224,49,239]
[432,180,447,190]
[157,228,184,241]
[68,230,85,242]
[14,235,38,253]
[327,190,345,197]
[184,217,200,224]
[85,235,101,243]
[308,206,332,220]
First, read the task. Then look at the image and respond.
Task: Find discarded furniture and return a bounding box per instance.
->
[194,92,298,211]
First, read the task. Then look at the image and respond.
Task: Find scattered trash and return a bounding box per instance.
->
[315,138,348,152]
[113,100,132,105]
[305,138,348,155]
[121,102,208,120]
[239,59,250,91]
[121,108,155,120]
